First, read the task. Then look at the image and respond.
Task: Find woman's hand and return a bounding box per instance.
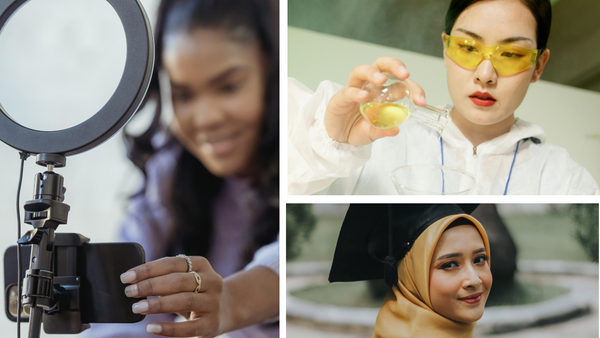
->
[121,256,279,337]
[324,57,427,146]
[120,256,225,337]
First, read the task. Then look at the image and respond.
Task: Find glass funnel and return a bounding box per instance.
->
[360,76,449,133]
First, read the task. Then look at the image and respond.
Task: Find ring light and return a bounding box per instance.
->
[0,0,154,156]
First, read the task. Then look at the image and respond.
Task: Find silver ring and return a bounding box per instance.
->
[190,271,202,293]
[176,254,193,273]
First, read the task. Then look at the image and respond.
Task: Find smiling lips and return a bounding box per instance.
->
[469,91,496,107]
[458,292,483,304]
[198,132,240,155]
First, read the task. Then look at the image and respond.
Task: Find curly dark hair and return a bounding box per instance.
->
[124,0,279,266]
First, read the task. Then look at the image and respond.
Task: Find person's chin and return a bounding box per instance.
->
[461,109,508,127]
[194,150,240,177]
[454,309,484,323]
[203,160,242,177]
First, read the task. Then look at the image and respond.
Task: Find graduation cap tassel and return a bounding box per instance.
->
[384,205,398,287]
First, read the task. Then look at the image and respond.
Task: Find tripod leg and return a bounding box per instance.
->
[27,308,43,338]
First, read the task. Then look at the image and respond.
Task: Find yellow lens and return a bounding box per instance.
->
[445,36,482,69]
[491,45,539,76]
[445,35,539,76]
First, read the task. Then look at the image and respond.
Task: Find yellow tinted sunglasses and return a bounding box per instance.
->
[444,35,542,76]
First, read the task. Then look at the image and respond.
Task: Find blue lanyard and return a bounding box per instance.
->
[440,137,520,195]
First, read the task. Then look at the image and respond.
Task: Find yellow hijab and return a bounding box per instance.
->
[372,214,491,338]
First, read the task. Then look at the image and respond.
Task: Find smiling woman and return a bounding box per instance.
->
[82,0,280,337]
[165,28,268,177]
[374,217,491,338]
[328,204,491,338]
[429,223,492,323]
[288,0,599,195]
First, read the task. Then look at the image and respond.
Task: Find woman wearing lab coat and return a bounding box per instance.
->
[288,0,599,195]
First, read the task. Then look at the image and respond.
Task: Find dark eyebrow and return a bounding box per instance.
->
[455,28,484,41]
[455,28,533,45]
[473,248,486,255]
[436,252,462,261]
[435,247,487,262]
[498,36,534,45]
[170,65,248,90]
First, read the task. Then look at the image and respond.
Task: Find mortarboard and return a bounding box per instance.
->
[329,204,479,286]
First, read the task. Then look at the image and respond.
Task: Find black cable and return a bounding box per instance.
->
[16,151,29,338]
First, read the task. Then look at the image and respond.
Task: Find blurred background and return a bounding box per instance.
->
[286,204,599,338]
[289,0,600,93]
[288,0,600,184]
[0,0,160,336]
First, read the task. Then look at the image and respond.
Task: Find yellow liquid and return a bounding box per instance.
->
[360,102,410,129]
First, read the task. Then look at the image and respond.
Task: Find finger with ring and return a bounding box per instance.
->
[176,254,193,273]
[190,271,202,293]
[125,272,200,298]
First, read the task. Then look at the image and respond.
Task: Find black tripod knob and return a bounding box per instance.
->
[32,171,65,202]
[35,153,66,168]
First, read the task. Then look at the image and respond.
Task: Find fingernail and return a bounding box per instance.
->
[124,284,138,297]
[420,95,426,104]
[146,324,162,333]
[132,301,149,314]
[120,271,136,284]
[397,65,408,75]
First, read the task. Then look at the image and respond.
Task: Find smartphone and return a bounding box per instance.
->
[4,237,146,329]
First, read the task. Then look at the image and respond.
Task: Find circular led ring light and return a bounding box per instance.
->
[0,0,154,156]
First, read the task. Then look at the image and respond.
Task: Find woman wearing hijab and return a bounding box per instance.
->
[329,204,492,337]
[288,0,599,195]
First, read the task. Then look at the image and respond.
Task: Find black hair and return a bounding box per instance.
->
[124,0,279,264]
[444,0,552,50]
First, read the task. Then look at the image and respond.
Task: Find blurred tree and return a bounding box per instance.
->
[287,204,317,260]
[569,204,599,262]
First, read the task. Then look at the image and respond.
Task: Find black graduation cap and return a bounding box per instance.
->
[329,204,479,286]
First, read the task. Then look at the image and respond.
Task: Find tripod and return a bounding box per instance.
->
[17,153,88,338]
[0,2,154,335]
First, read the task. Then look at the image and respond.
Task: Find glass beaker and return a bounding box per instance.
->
[360,76,449,133]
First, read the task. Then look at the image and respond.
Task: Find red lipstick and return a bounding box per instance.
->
[469,91,496,107]
[458,292,482,304]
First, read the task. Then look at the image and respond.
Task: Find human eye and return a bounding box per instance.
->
[440,261,459,270]
[172,91,192,103]
[219,80,243,94]
[474,255,489,265]
[500,51,524,58]
[459,44,478,53]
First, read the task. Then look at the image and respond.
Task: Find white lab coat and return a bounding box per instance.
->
[288,78,600,195]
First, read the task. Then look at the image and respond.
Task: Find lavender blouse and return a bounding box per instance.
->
[83,144,279,338]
